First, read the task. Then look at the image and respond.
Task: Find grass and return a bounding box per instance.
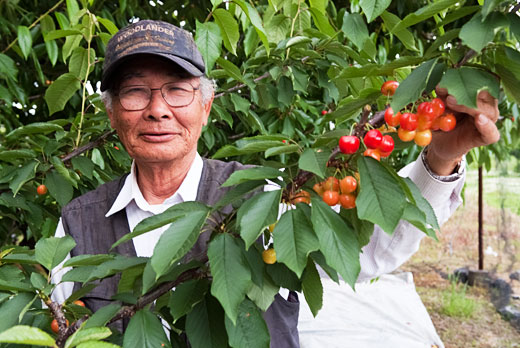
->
[440,277,478,318]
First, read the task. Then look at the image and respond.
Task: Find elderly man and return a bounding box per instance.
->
[52,20,500,347]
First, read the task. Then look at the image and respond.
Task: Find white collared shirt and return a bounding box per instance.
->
[51,153,464,303]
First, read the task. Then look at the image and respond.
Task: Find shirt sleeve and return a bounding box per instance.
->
[356,155,465,282]
[50,219,74,304]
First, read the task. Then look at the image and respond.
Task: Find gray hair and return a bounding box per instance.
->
[101,76,216,111]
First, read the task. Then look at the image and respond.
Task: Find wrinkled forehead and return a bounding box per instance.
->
[112,54,192,88]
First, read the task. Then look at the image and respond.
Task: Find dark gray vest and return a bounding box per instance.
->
[61,158,299,347]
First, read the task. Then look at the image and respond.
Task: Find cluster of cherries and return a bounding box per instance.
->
[311,175,358,208]
[337,80,457,161]
[383,87,456,147]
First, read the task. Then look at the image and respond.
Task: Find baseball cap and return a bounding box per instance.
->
[101,20,205,91]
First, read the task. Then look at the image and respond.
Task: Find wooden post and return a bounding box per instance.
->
[478,166,484,270]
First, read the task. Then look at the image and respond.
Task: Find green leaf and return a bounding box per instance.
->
[66,0,81,25]
[232,0,270,55]
[213,9,239,56]
[9,160,38,196]
[0,149,37,163]
[69,47,95,79]
[246,271,279,311]
[0,293,35,332]
[273,206,319,278]
[265,144,299,158]
[50,156,76,188]
[196,21,222,72]
[208,234,252,324]
[403,178,439,231]
[44,72,81,115]
[0,53,17,80]
[77,342,120,348]
[390,58,439,112]
[30,272,47,290]
[71,156,95,179]
[380,11,418,51]
[62,256,146,283]
[43,29,83,41]
[66,283,99,304]
[169,279,209,321]
[224,299,270,348]
[392,0,459,32]
[360,0,391,23]
[84,303,121,329]
[310,198,360,288]
[221,166,285,187]
[216,57,244,83]
[341,13,369,50]
[508,12,520,41]
[186,296,228,348]
[236,190,281,250]
[356,157,407,234]
[45,170,73,207]
[298,148,331,179]
[96,16,119,35]
[496,65,520,104]
[112,201,209,249]
[150,208,209,278]
[0,326,55,346]
[6,122,63,140]
[123,310,171,348]
[301,259,323,317]
[35,235,76,270]
[459,12,508,52]
[438,67,499,109]
[309,8,335,36]
[325,88,381,122]
[63,254,114,267]
[481,0,502,20]
[310,251,339,283]
[213,180,265,211]
[65,327,112,348]
[17,26,32,60]
[339,208,375,248]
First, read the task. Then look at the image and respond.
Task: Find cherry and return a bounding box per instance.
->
[313,182,324,197]
[399,113,418,131]
[431,98,445,118]
[363,129,383,149]
[323,177,339,192]
[398,128,416,142]
[384,108,400,127]
[414,129,432,147]
[340,176,357,194]
[339,193,356,209]
[322,190,340,206]
[321,110,328,115]
[37,184,48,195]
[291,190,310,205]
[416,102,435,120]
[440,113,456,132]
[417,114,432,131]
[381,80,399,96]
[262,248,276,264]
[363,148,381,161]
[378,135,394,153]
[339,135,360,154]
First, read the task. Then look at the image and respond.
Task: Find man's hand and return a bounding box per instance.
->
[426,87,500,176]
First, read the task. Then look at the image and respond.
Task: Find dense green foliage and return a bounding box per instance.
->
[0,0,519,347]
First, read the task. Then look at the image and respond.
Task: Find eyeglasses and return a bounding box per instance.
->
[116,82,200,111]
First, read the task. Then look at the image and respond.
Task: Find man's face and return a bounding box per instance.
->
[107,56,213,165]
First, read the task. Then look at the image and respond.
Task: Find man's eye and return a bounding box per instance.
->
[122,87,148,95]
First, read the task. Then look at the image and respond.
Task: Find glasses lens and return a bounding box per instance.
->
[119,86,151,111]
[162,82,195,107]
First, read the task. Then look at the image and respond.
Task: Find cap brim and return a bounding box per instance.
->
[101,52,204,91]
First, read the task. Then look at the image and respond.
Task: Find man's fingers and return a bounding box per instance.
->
[435,86,448,98]
[445,95,480,117]
[475,114,500,146]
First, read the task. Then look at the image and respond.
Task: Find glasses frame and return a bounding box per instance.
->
[115,81,200,111]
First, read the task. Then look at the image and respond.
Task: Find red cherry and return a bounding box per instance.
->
[321,110,328,115]
[378,135,394,153]
[339,135,360,154]
[363,129,383,149]
[417,114,432,131]
[384,108,400,127]
[381,80,399,96]
[399,113,418,131]
[417,102,435,120]
[440,113,456,131]
[431,98,445,118]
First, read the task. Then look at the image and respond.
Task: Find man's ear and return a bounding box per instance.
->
[202,92,214,127]
[106,106,116,128]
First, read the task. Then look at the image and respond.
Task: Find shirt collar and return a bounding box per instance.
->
[105,153,204,217]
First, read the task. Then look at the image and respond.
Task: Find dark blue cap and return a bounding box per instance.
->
[101,20,205,91]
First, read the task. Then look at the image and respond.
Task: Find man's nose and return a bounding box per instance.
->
[145,89,173,120]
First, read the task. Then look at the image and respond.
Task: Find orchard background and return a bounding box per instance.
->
[0,0,519,347]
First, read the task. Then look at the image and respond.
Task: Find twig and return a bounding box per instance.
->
[61,130,115,162]
[454,49,476,68]
[214,72,270,99]
[512,2,520,14]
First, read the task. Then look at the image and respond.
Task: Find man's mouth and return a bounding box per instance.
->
[140,132,177,142]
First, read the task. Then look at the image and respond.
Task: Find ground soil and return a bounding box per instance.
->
[401,167,520,348]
